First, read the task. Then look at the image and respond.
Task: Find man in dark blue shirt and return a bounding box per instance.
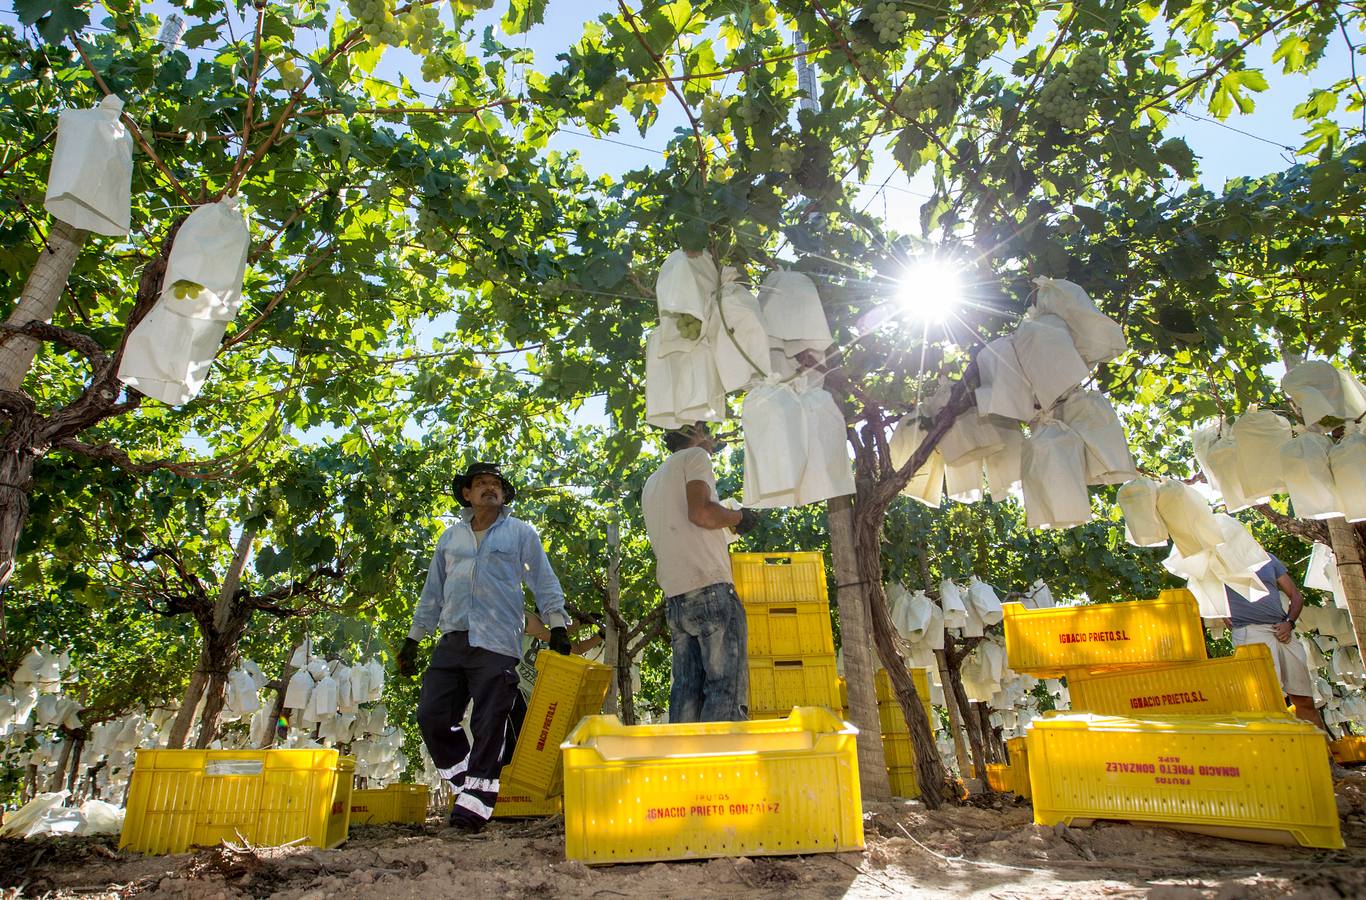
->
[1227,554,1325,730]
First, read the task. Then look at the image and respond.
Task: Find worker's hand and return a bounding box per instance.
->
[1274,620,1294,643]
[549,627,572,656]
[397,638,420,677]
[735,508,760,535]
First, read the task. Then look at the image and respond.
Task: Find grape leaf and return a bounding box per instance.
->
[14,0,90,44]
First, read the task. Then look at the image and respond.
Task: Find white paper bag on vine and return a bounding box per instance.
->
[1330,432,1366,521]
[975,334,1036,421]
[757,270,833,358]
[1280,431,1343,520]
[793,382,855,504]
[1021,420,1091,529]
[742,378,807,507]
[1032,277,1126,366]
[711,268,771,393]
[1282,360,1366,427]
[889,413,945,507]
[1060,390,1137,485]
[118,197,251,405]
[1117,476,1168,547]
[45,95,133,236]
[1012,310,1090,410]
[1230,407,1292,504]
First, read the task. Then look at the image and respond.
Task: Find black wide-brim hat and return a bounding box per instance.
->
[452,462,516,507]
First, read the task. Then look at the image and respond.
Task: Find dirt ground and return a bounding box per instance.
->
[3,775,1364,899]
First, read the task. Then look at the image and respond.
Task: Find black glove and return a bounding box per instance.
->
[735,508,760,535]
[549,626,572,656]
[397,637,420,678]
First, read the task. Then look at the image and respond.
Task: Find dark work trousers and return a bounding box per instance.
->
[416,630,520,825]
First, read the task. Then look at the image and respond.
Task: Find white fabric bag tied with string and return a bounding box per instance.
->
[889,413,945,507]
[118,197,251,405]
[1117,477,1169,547]
[757,270,833,358]
[711,268,771,393]
[1155,478,1224,557]
[741,378,807,508]
[1229,407,1292,504]
[975,334,1037,421]
[644,328,725,429]
[1205,431,1253,511]
[1330,432,1366,521]
[939,579,968,629]
[1012,309,1091,410]
[793,382,855,504]
[45,95,133,236]
[944,456,985,504]
[984,422,1024,500]
[967,576,1004,626]
[938,409,1014,466]
[655,248,716,323]
[1060,390,1137,485]
[1282,360,1366,427]
[1021,420,1091,529]
[1032,277,1126,365]
[1280,431,1343,520]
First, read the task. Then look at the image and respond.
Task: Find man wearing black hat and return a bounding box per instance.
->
[397,462,571,831]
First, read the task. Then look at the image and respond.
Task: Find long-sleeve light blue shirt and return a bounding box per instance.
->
[408,508,569,660]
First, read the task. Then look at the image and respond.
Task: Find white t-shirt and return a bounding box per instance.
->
[642,447,733,597]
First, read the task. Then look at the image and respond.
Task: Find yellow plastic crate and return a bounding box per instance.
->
[1002,594,1206,677]
[492,759,563,817]
[1006,736,1031,799]
[121,749,353,854]
[561,707,864,864]
[744,601,835,657]
[350,784,428,825]
[887,765,919,799]
[985,763,1011,792]
[504,652,612,800]
[731,551,828,605]
[1068,644,1287,717]
[1330,735,1366,765]
[874,668,932,734]
[1027,713,1342,849]
[882,732,915,769]
[748,654,839,717]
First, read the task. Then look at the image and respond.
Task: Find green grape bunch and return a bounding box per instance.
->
[895,75,954,120]
[277,57,305,92]
[736,97,761,126]
[1038,72,1088,130]
[666,312,703,341]
[965,32,997,62]
[700,95,730,133]
[420,52,449,82]
[869,1,908,45]
[170,279,204,301]
[772,141,800,174]
[1070,48,1106,87]
[347,0,402,46]
[402,6,441,56]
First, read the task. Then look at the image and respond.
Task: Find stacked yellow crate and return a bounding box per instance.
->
[874,667,932,798]
[1003,590,1342,848]
[732,552,841,718]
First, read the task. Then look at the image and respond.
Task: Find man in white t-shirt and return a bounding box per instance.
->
[642,424,759,722]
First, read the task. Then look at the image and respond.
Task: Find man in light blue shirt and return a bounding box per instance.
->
[397,462,570,831]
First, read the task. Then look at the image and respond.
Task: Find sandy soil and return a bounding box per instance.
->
[3,776,1364,899]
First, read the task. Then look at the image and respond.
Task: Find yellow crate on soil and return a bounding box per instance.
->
[504,652,612,800]
[985,763,1011,793]
[1001,594,1206,677]
[1006,736,1031,799]
[1330,736,1366,765]
[561,707,864,864]
[492,761,564,817]
[350,784,428,825]
[1026,712,1342,849]
[121,749,353,854]
[874,668,932,734]
[744,600,835,657]
[887,765,919,799]
[731,551,828,605]
[748,654,840,717]
[1068,643,1287,717]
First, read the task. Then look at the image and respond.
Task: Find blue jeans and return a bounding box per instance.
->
[666,582,748,723]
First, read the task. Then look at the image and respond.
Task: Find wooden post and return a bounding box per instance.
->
[828,496,892,800]
[1327,518,1366,651]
